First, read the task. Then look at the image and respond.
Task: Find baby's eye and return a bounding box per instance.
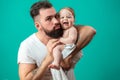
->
[67,16,72,18]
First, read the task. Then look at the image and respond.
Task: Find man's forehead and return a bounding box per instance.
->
[39,7,56,18]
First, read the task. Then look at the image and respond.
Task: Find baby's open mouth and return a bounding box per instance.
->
[63,22,69,24]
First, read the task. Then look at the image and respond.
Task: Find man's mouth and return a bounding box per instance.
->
[54,25,60,30]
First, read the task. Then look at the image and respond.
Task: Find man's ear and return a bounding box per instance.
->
[35,21,42,30]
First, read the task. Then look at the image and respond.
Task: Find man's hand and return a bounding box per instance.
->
[46,39,60,54]
[45,39,61,67]
[60,56,72,71]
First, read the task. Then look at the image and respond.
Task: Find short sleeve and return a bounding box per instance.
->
[17,42,35,64]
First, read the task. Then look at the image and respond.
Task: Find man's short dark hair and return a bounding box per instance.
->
[30,0,52,20]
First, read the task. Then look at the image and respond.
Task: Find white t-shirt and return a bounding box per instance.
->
[18,33,82,80]
[18,33,52,80]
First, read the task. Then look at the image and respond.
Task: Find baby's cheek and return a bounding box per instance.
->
[60,21,63,26]
[69,21,73,26]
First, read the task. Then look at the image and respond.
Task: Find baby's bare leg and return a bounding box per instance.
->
[49,45,64,70]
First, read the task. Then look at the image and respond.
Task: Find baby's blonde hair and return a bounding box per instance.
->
[59,7,75,18]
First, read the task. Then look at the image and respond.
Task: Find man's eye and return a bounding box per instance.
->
[46,17,52,21]
[60,17,64,19]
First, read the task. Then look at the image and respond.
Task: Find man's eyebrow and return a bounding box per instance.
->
[45,16,52,20]
[45,15,52,19]
[45,14,56,19]
[46,15,52,18]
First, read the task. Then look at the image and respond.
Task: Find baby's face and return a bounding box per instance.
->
[59,9,74,29]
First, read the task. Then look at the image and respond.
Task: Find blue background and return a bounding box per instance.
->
[0,0,120,80]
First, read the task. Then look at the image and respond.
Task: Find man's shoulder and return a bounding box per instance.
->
[74,24,85,27]
[20,33,36,46]
[74,24,94,31]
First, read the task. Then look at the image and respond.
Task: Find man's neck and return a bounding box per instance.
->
[36,32,51,45]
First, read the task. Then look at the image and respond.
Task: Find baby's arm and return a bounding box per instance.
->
[60,27,77,44]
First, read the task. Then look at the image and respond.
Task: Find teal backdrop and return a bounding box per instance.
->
[0,0,120,80]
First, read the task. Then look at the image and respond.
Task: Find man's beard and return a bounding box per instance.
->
[42,25,63,38]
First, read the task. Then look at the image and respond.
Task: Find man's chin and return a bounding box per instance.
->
[46,28,63,38]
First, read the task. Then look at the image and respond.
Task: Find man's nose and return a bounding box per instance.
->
[53,17,59,24]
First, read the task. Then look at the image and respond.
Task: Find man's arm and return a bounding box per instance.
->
[19,54,53,80]
[74,25,96,53]
[61,26,96,70]
[19,39,59,80]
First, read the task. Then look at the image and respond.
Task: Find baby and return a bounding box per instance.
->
[49,7,78,70]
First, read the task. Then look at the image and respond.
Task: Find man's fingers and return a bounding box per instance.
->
[49,41,60,54]
[47,39,58,46]
[49,39,58,43]
[47,39,60,54]
[51,41,59,49]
